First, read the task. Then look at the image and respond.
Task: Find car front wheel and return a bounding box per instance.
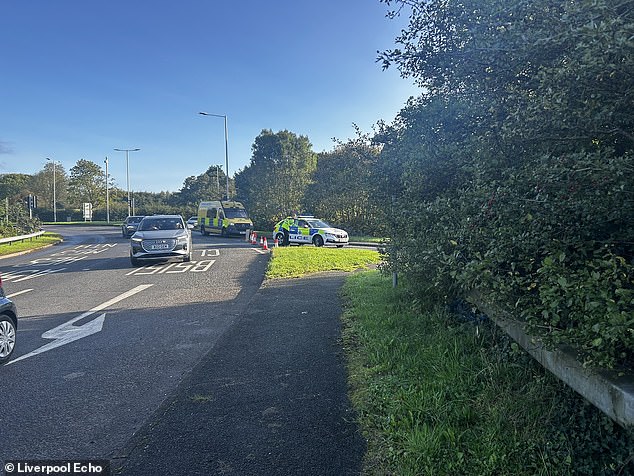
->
[313,235,324,247]
[0,314,16,365]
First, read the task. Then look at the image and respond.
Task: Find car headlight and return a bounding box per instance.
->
[131,237,142,243]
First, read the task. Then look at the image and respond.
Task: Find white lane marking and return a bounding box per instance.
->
[126,258,217,276]
[8,284,154,365]
[13,268,67,282]
[6,289,33,298]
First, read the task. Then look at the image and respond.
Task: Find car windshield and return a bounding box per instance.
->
[139,217,184,231]
[307,219,330,228]
[224,208,248,219]
[128,216,143,224]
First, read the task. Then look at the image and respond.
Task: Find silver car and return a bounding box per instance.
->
[130,215,193,266]
[0,274,18,365]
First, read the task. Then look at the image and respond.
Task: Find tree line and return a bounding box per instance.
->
[0,128,384,236]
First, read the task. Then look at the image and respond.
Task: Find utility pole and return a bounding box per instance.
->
[104,157,110,223]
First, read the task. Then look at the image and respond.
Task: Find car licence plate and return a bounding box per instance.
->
[149,243,170,250]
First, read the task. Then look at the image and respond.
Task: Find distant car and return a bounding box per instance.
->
[273,216,349,247]
[0,274,18,365]
[121,215,145,238]
[130,215,193,266]
[186,216,198,228]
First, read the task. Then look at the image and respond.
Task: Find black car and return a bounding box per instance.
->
[121,215,144,238]
[0,274,17,365]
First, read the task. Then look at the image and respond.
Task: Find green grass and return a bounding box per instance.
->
[265,246,381,279]
[0,232,62,256]
[341,271,634,476]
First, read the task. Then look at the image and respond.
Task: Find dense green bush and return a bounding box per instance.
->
[376,0,634,369]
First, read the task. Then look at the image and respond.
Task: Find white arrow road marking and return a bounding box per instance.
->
[8,284,154,365]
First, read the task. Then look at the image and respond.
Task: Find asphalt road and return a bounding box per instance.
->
[0,226,365,475]
[0,226,269,464]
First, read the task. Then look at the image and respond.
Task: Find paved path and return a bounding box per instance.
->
[112,273,365,476]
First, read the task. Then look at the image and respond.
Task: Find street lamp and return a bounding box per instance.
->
[199,112,230,199]
[46,158,58,222]
[104,157,110,223]
[113,148,140,216]
[215,164,222,197]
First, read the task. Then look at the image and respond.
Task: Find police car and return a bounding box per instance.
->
[273,216,349,247]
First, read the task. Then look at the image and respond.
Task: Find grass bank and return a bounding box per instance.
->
[0,232,62,257]
[265,246,381,279]
[341,271,634,476]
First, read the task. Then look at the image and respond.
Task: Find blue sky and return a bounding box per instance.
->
[0,1,419,193]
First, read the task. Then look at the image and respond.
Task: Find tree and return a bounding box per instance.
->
[0,173,32,201]
[305,132,382,235]
[30,162,68,211]
[178,165,228,208]
[235,129,317,227]
[378,0,634,156]
[67,159,106,209]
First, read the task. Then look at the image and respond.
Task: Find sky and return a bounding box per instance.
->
[0,1,420,193]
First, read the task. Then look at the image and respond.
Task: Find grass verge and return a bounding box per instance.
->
[0,232,62,257]
[341,271,634,476]
[265,246,381,279]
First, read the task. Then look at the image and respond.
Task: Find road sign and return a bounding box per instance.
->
[83,202,93,221]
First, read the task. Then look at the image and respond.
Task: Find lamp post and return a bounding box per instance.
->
[114,148,140,216]
[215,164,222,197]
[104,157,110,223]
[46,158,57,222]
[199,112,230,199]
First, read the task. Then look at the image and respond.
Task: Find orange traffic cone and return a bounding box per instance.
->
[263,237,269,250]
[251,232,257,245]
[259,236,264,247]
[273,237,279,248]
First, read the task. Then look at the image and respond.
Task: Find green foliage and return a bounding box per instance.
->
[0,201,41,236]
[235,129,317,228]
[341,271,634,475]
[30,162,69,211]
[533,249,633,369]
[0,173,33,200]
[177,165,228,207]
[67,159,106,209]
[304,133,383,235]
[377,0,634,369]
